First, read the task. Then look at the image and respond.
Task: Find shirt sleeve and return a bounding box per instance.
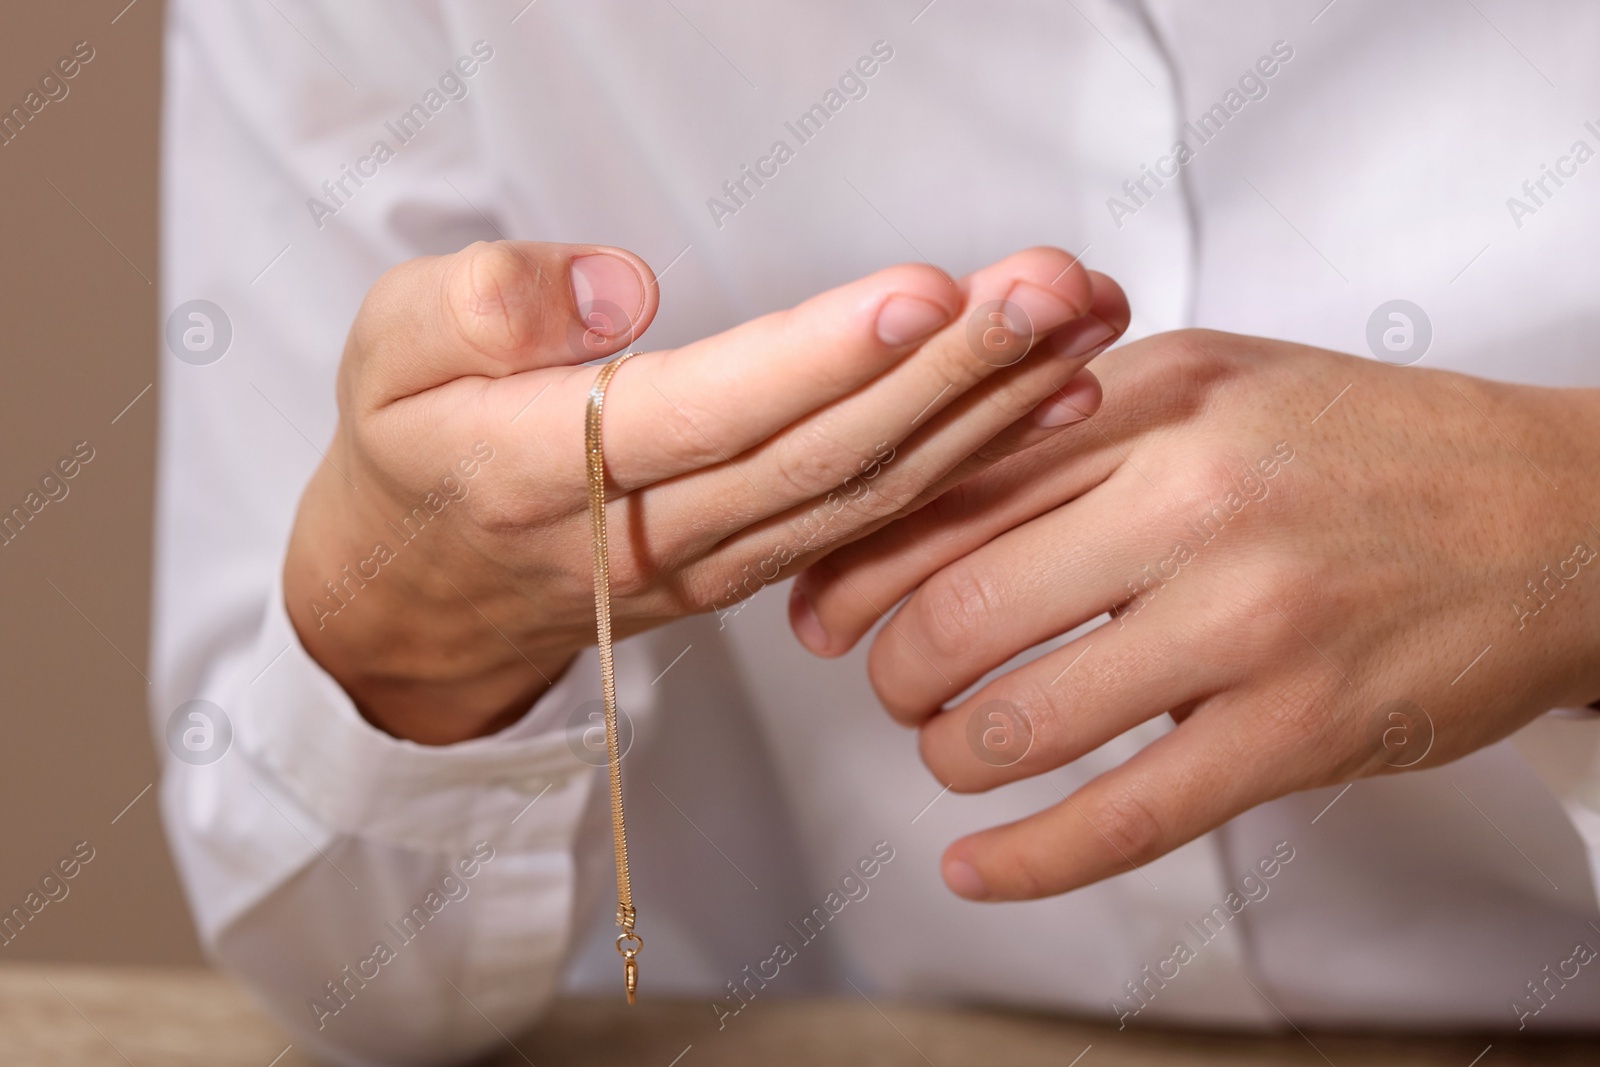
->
[1512,710,1600,913]
[153,4,633,1063]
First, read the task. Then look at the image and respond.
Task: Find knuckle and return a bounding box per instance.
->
[1157,329,1234,378]
[776,446,919,536]
[605,548,665,601]
[458,480,516,532]
[1165,453,1242,524]
[1232,559,1329,654]
[1000,677,1066,753]
[1084,788,1167,865]
[1254,678,1340,756]
[1195,577,1295,668]
[1249,558,1307,607]
[842,472,920,525]
[914,564,1000,661]
[652,388,747,471]
[1001,844,1061,899]
[687,539,790,614]
[1156,446,1274,542]
[680,564,740,616]
[982,386,1044,426]
[927,478,983,529]
[1117,328,1235,421]
[769,431,851,500]
[944,327,1005,389]
[442,241,544,359]
[343,406,388,462]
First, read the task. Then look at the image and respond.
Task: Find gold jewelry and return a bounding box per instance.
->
[586,350,642,1005]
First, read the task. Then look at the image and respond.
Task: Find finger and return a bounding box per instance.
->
[388,257,956,513]
[675,307,1111,587]
[808,361,1104,573]
[792,421,1117,657]
[795,335,1152,657]
[350,240,658,408]
[462,258,967,502]
[792,425,1117,656]
[1024,365,1103,431]
[679,326,1108,614]
[940,698,1300,901]
[665,249,1102,531]
[416,250,1092,519]
[860,466,1156,723]
[914,590,1234,794]
[937,362,1105,481]
[859,270,1127,521]
[675,260,1121,597]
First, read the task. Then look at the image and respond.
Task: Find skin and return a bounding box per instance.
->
[282,239,1128,744]
[791,329,1600,902]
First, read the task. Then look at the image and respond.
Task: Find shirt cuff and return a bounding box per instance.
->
[1513,707,1600,909]
[237,572,607,853]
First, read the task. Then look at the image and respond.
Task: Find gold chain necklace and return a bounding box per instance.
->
[585,351,642,1004]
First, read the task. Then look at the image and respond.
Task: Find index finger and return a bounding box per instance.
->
[484,248,1097,494]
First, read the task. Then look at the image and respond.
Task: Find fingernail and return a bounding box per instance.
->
[876,295,951,346]
[1059,315,1118,360]
[1002,280,1084,336]
[1032,372,1101,427]
[569,253,645,337]
[789,586,831,655]
[944,858,991,900]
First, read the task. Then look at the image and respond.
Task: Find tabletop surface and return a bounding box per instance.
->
[2,963,1595,1066]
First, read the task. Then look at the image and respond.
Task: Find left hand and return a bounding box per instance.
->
[789,328,1600,901]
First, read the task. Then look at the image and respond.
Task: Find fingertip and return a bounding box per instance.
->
[788,582,835,656]
[876,294,953,347]
[864,262,963,347]
[955,247,1097,349]
[887,260,962,307]
[793,563,880,661]
[1085,270,1131,336]
[1030,368,1103,428]
[1016,246,1094,318]
[568,246,658,355]
[865,629,940,727]
[439,241,660,371]
[941,850,993,901]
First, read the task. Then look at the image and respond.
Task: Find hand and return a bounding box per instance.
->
[284,240,1129,743]
[791,329,1600,900]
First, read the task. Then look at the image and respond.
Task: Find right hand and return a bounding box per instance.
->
[282,240,1128,744]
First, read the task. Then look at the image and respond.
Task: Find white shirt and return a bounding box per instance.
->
[155,2,1600,1064]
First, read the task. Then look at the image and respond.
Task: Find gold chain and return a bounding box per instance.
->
[585,351,642,1005]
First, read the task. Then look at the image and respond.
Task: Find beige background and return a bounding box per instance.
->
[0,0,201,964]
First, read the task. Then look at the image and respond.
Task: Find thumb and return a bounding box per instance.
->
[348,240,658,408]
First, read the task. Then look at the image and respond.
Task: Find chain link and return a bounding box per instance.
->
[586,351,642,1005]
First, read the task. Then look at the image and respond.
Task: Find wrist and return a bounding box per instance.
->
[1518,383,1600,708]
[283,459,583,744]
